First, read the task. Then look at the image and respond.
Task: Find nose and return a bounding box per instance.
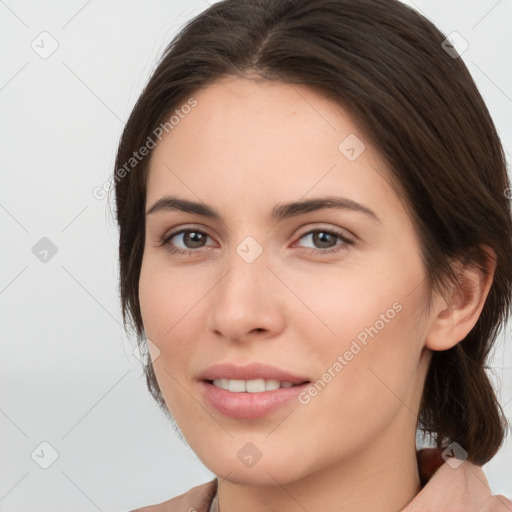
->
[206,248,286,344]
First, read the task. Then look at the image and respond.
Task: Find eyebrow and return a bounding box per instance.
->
[146,195,380,223]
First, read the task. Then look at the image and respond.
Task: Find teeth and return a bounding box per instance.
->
[246,379,265,392]
[265,378,280,391]
[212,378,298,392]
[228,379,245,392]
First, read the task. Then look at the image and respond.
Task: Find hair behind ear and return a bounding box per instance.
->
[419,326,509,465]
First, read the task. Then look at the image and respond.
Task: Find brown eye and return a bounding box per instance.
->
[161,228,214,255]
[176,231,208,249]
[296,228,353,254]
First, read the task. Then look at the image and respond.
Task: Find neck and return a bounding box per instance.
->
[217,418,422,512]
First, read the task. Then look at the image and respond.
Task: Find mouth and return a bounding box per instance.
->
[197,363,312,419]
[200,380,311,419]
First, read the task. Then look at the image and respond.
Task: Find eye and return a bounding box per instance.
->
[160,227,215,255]
[159,225,354,257]
[294,228,353,254]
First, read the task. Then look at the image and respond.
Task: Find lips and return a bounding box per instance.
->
[197,362,311,419]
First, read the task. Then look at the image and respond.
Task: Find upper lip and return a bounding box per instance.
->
[198,362,310,384]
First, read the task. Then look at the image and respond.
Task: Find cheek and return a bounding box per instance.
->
[139,261,200,419]
[139,257,200,342]
[138,257,215,389]
[300,258,427,409]
[289,264,403,348]
[321,288,426,424]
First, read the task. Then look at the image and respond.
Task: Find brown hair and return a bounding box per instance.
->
[113,0,512,465]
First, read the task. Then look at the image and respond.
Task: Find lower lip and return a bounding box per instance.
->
[199,381,310,419]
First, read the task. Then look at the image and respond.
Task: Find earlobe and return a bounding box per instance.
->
[424,246,496,351]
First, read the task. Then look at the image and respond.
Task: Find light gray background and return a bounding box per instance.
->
[0,0,511,510]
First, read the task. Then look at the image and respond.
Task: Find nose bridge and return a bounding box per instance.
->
[222,231,269,299]
[207,240,284,341]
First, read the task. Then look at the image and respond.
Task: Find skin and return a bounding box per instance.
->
[139,75,495,512]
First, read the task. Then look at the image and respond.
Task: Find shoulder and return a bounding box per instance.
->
[407,453,512,512]
[129,478,218,512]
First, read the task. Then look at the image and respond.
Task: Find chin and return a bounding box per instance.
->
[197,447,313,487]
[214,464,303,487]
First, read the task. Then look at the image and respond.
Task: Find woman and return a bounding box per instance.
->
[114,0,512,510]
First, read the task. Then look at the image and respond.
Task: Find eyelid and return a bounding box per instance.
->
[293,224,354,242]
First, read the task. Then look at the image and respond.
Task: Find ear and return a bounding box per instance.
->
[424,246,496,351]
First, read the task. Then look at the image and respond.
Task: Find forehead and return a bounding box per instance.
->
[146,76,403,223]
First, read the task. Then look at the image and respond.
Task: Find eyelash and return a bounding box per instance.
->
[159,226,354,257]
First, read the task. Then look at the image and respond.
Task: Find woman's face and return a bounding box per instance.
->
[139,76,434,485]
